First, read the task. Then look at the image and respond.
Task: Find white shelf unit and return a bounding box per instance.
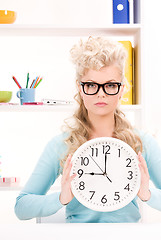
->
[0,24,141,36]
[0,104,142,112]
[0,23,143,122]
[0,185,60,191]
[0,186,22,191]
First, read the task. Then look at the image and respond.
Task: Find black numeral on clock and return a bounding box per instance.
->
[126,158,132,167]
[80,157,89,166]
[79,181,85,190]
[89,191,95,200]
[114,192,120,201]
[118,149,121,157]
[101,195,107,204]
[124,183,130,191]
[77,169,83,178]
[127,171,133,180]
[90,147,98,157]
[103,145,110,154]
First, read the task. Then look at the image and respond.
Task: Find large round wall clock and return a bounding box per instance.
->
[70,137,140,212]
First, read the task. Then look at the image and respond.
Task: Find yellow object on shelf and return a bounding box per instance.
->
[0,91,12,102]
[119,41,133,105]
[0,10,17,24]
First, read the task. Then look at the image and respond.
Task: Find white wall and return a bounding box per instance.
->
[143,0,161,142]
[0,0,112,26]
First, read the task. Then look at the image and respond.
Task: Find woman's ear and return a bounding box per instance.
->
[77,80,83,98]
[119,83,125,99]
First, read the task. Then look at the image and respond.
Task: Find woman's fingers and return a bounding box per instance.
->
[62,154,76,183]
[138,151,149,177]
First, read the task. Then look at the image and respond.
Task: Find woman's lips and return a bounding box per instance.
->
[94,102,107,107]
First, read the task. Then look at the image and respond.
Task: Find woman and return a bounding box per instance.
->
[15,37,161,223]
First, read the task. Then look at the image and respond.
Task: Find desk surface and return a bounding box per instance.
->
[1,223,161,240]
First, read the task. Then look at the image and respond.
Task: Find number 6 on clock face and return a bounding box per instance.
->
[70,137,141,212]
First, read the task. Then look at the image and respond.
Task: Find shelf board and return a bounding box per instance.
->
[0,104,142,112]
[0,24,141,36]
[0,185,60,192]
[120,104,143,111]
[0,104,75,112]
[0,186,22,191]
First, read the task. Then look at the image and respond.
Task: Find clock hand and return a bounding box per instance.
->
[85,172,112,182]
[105,175,112,183]
[88,155,112,183]
[105,153,107,174]
[85,172,104,175]
[89,154,104,173]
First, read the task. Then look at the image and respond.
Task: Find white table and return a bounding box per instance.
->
[1,223,161,240]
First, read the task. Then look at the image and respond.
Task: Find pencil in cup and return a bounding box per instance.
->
[33,76,40,88]
[34,78,43,88]
[31,77,38,89]
[26,73,29,88]
[12,76,22,89]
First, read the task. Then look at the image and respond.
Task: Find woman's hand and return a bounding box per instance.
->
[59,154,76,205]
[137,151,151,201]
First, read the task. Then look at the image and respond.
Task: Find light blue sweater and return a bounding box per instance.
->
[14,131,161,223]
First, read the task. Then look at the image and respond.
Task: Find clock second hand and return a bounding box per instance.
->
[89,154,112,183]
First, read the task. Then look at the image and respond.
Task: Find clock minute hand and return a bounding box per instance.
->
[89,154,112,183]
[105,153,107,174]
[105,175,112,183]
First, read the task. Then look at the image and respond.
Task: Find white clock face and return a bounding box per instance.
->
[71,137,140,212]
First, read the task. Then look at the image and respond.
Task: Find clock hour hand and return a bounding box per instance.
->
[85,172,104,176]
[85,172,112,182]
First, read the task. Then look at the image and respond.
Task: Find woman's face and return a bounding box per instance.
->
[79,64,124,118]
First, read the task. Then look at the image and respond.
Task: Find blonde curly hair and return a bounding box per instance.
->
[61,37,142,168]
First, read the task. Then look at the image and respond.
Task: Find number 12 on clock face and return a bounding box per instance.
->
[71,137,140,212]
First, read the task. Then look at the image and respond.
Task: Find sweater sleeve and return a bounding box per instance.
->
[141,133,161,211]
[14,135,67,220]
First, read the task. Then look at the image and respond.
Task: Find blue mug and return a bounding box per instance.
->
[17,88,35,105]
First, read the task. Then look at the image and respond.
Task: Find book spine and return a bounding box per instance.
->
[119,41,133,105]
[113,0,130,24]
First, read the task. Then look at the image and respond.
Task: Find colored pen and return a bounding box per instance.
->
[12,76,22,89]
[35,78,43,88]
[26,73,29,88]
[31,77,38,88]
[33,76,40,88]
[30,79,35,88]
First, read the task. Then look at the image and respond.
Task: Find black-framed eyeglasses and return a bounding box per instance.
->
[80,81,123,95]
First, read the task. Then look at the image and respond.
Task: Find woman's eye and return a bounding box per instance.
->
[86,83,96,88]
[107,84,117,88]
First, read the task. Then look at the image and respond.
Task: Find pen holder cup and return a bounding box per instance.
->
[17,88,35,105]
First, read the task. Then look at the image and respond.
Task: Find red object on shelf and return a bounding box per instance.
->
[0,177,20,187]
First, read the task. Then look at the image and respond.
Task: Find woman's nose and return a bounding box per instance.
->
[97,85,106,97]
